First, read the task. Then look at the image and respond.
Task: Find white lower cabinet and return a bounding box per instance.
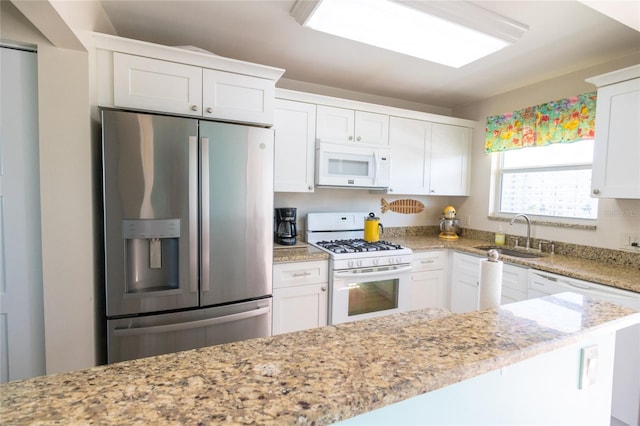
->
[500,263,528,304]
[410,251,447,310]
[272,261,328,335]
[450,252,481,313]
[450,252,528,312]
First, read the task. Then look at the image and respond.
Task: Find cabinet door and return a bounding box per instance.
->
[272,284,328,335]
[411,269,447,310]
[355,111,389,145]
[591,78,640,199]
[316,105,355,143]
[388,117,430,194]
[274,99,316,192]
[501,263,528,304]
[113,52,202,116]
[450,252,480,313]
[429,123,471,196]
[202,69,275,126]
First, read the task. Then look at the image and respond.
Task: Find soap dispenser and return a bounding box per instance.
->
[494,225,506,245]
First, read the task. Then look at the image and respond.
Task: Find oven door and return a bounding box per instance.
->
[331,264,411,325]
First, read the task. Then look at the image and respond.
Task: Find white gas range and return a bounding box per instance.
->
[306,212,413,325]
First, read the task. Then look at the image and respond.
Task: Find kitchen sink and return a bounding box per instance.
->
[474,245,546,258]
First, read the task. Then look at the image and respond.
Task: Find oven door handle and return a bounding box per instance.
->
[334,265,412,279]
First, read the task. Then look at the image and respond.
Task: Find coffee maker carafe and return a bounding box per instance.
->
[275,208,297,245]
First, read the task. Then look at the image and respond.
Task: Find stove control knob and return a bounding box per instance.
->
[396,257,403,264]
[388,257,394,265]
[357,260,363,267]
[347,260,354,268]
[372,258,379,266]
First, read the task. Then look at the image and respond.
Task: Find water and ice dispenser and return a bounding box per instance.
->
[122,219,181,293]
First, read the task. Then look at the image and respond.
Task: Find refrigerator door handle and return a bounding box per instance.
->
[189,136,198,293]
[112,306,270,337]
[200,137,210,292]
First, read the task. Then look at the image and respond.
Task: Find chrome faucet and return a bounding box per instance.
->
[510,213,532,249]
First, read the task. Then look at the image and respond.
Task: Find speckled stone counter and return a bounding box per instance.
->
[390,235,640,294]
[273,243,329,263]
[2,294,638,425]
[273,235,639,294]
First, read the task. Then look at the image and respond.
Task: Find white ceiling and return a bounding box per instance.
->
[99,0,640,109]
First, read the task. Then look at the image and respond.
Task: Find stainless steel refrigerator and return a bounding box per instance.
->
[101,109,273,363]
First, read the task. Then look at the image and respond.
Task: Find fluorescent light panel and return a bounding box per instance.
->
[292,0,527,68]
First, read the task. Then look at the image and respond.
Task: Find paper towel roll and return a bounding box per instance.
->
[479,259,503,309]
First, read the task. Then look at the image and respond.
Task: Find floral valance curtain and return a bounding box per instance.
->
[484,92,597,153]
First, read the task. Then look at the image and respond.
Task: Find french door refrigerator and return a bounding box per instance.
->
[101,109,273,363]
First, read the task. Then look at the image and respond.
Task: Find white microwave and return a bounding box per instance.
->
[315,140,391,189]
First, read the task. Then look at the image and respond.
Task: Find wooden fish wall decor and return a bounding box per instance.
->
[381,198,425,214]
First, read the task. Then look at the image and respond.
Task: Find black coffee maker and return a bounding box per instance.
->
[275,208,297,245]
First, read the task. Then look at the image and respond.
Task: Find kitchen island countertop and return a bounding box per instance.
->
[2,294,638,425]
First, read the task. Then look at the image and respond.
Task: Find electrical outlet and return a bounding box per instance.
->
[579,345,599,390]
[620,232,640,250]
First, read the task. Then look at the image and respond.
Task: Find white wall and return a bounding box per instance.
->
[453,55,640,250]
[275,190,462,236]
[1,0,107,374]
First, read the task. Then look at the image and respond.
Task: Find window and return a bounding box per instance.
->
[497,139,598,220]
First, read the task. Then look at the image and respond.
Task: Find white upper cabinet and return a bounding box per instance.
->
[388,116,431,194]
[587,66,640,199]
[429,123,471,196]
[113,53,203,116]
[202,69,274,125]
[95,34,284,126]
[316,105,389,145]
[388,118,471,195]
[274,99,316,192]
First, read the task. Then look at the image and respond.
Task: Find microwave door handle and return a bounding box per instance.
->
[112,307,271,337]
[372,150,379,187]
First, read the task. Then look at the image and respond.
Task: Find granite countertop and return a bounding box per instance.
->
[273,235,639,294]
[392,235,640,294]
[2,294,639,425]
[273,243,329,263]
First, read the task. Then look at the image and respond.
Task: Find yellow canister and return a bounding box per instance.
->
[364,212,383,242]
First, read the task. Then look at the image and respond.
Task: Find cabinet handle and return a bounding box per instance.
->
[356,136,361,141]
[292,272,312,277]
[421,260,435,264]
[348,135,353,141]
[191,105,199,112]
[206,107,213,114]
[308,185,313,191]
[321,287,327,292]
[592,189,600,195]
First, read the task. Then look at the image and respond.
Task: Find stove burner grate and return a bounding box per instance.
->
[315,239,403,254]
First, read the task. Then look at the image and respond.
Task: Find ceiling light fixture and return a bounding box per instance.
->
[291,0,529,68]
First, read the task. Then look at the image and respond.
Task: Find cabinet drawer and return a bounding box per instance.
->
[412,250,446,272]
[273,261,328,288]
